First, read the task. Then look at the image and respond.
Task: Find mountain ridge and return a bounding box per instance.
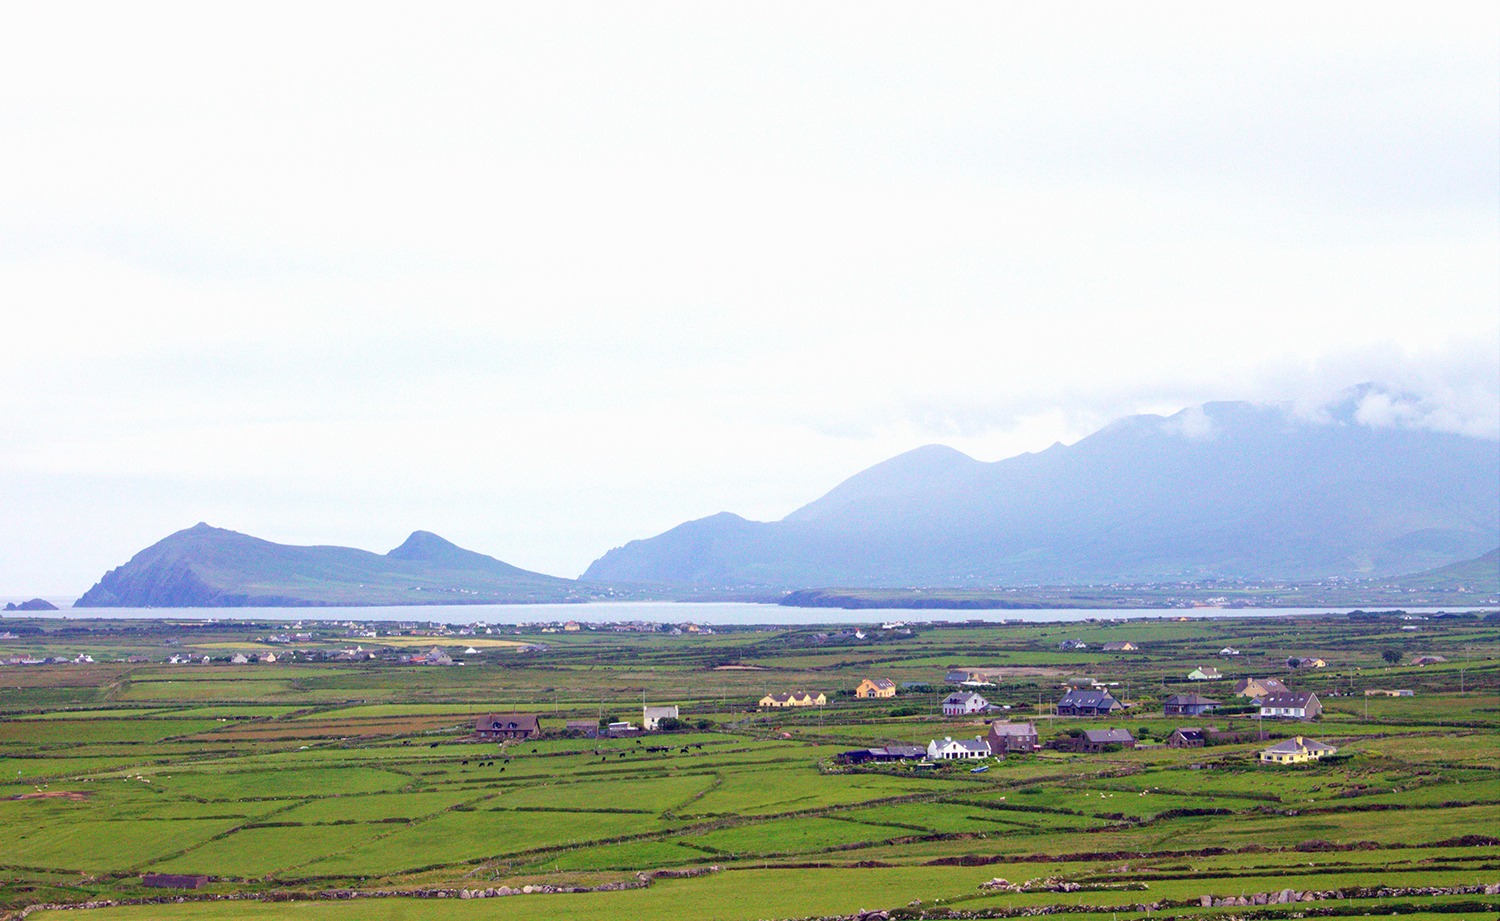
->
[75,523,583,607]
[582,398,1500,587]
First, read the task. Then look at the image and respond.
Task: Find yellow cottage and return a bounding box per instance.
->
[855,678,897,699]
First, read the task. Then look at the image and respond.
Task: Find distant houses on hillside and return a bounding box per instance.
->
[759,692,826,708]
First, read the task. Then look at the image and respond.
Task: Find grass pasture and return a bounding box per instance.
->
[1,610,1497,921]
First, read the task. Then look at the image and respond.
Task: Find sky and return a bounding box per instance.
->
[2,4,1497,596]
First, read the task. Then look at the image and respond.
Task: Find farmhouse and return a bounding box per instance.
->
[942,691,991,716]
[1163,693,1221,717]
[1186,666,1222,681]
[1259,735,1337,764]
[1166,727,1206,748]
[944,669,972,683]
[1056,688,1122,716]
[927,736,992,760]
[1219,647,1240,656]
[1055,728,1135,753]
[1288,656,1328,668]
[1364,688,1414,697]
[474,713,540,741]
[564,719,598,737]
[759,692,826,708]
[836,744,924,764]
[856,677,897,699]
[607,721,640,738]
[1102,641,1138,652]
[1259,691,1322,720]
[1411,655,1447,665]
[642,705,679,730]
[1232,677,1289,699]
[987,720,1040,753]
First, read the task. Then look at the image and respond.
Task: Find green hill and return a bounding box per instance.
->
[1387,547,1500,593]
[74,524,586,607]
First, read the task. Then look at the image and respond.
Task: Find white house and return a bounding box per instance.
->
[927,737,992,760]
[1259,692,1322,720]
[1259,736,1337,764]
[942,691,991,716]
[642,705,679,730]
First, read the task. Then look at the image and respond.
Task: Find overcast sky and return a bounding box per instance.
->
[2,5,1497,596]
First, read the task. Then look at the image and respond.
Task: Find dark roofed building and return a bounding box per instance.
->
[987,721,1040,753]
[1163,693,1221,717]
[1056,728,1135,753]
[564,719,598,738]
[835,744,926,765]
[474,713,540,741]
[1056,688,1122,716]
[1167,727,1206,748]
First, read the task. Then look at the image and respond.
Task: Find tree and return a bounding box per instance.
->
[1382,649,1402,665]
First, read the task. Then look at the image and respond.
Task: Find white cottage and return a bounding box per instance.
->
[927,737,992,760]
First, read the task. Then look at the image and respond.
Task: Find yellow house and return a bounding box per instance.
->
[856,678,897,699]
[1259,735,1337,764]
[759,692,827,708]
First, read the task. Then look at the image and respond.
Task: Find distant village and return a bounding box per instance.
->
[3,621,1445,768]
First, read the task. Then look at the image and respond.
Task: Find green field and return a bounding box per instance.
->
[1,610,1497,920]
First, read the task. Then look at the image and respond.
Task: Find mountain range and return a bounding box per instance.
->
[74,524,582,607]
[583,397,1499,588]
[69,395,1499,606]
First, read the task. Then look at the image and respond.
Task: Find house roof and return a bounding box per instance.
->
[1233,677,1288,695]
[1261,692,1317,708]
[643,705,678,719]
[933,736,991,753]
[1171,728,1206,741]
[1164,693,1221,707]
[1189,666,1222,677]
[863,677,897,689]
[944,691,987,705]
[1058,688,1119,708]
[880,744,926,758]
[1080,728,1134,743]
[1102,641,1137,650]
[989,721,1038,737]
[476,713,539,732]
[1262,735,1336,755]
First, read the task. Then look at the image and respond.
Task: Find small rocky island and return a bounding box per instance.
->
[4,598,59,611]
